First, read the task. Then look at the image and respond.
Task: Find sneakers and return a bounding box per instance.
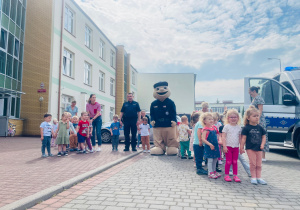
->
[218,160,223,165]
[262,158,267,162]
[57,152,62,157]
[216,167,222,172]
[124,148,129,152]
[42,154,47,158]
[63,152,68,156]
[132,148,137,151]
[188,156,193,159]
[143,150,147,153]
[251,178,258,185]
[181,156,187,159]
[196,168,207,175]
[257,178,267,185]
[224,175,232,182]
[208,173,218,179]
[48,153,54,157]
[89,149,94,153]
[215,172,222,178]
[202,162,205,167]
[96,147,101,152]
[147,150,150,153]
[233,176,241,182]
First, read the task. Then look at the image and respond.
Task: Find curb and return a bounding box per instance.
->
[1,151,142,210]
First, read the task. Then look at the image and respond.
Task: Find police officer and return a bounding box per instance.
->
[119,93,141,151]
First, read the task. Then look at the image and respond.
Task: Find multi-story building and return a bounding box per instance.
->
[0,0,27,136]
[21,0,118,135]
[195,101,244,114]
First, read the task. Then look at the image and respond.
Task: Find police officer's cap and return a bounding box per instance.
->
[153,81,168,88]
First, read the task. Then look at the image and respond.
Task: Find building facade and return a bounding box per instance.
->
[21,0,120,135]
[195,101,244,114]
[0,0,27,136]
[137,73,196,115]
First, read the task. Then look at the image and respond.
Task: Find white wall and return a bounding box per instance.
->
[49,0,116,123]
[137,73,196,114]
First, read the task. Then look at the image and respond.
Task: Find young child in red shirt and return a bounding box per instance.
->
[76,112,90,153]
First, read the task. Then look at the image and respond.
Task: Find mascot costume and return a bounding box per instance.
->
[150,81,179,155]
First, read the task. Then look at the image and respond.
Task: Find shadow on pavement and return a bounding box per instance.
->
[269,147,299,160]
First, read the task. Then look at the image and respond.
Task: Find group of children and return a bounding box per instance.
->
[40,111,98,157]
[177,105,267,185]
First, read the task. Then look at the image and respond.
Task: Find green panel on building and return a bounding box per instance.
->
[0,74,4,87]
[1,13,9,30]
[12,79,17,90]
[15,26,20,39]
[9,20,15,34]
[5,77,11,89]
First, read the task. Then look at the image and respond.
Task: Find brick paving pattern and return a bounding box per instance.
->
[0,137,136,208]
[30,147,300,210]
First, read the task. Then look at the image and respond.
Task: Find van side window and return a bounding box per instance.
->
[249,79,273,105]
[271,81,290,105]
[282,82,295,94]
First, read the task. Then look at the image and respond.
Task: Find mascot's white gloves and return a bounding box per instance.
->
[171,121,177,127]
[151,121,156,127]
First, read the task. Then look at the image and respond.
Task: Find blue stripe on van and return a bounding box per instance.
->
[265,117,299,128]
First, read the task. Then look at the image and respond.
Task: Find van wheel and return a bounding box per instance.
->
[101,130,111,143]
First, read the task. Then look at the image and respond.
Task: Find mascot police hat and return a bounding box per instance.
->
[153,81,168,88]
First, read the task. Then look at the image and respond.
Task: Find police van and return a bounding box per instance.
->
[244,67,300,158]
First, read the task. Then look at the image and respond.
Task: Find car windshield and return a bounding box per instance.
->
[293,79,300,94]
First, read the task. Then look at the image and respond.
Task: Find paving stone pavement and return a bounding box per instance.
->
[0,137,138,208]
[30,147,300,210]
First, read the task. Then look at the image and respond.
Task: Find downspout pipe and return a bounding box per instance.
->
[58,0,65,119]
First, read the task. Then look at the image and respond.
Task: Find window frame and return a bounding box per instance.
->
[64,6,75,35]
[132,71,135,85]
[110,50,115,68]
[61,94,73,115]
[63,48,74,78]
[99,71,105,92]
[110,77,115,96]
[84,61,92,86]
[109,107,114,121]
[85,25,92,50]
[99,39,105,60]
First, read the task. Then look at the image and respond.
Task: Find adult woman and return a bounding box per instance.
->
[249,86,269,161]
[86,94,102,152]
[65,100,78,117]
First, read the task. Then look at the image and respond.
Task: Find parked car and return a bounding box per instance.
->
[101,114,181,143]
[244,67,300,158]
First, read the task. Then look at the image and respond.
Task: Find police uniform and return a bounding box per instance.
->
[121,100,141,150]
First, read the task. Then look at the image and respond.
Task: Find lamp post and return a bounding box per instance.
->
[268,58,281,72]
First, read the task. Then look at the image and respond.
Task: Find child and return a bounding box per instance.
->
[85,120,94,153]
[139,117,151,152]
[190,111,201,168]
[213,112,223,165]
[51,118,58,147]
[76,112,90,154]
[54,112,70,156]
[69,116,79,152]
[110,115,121,151]
[178,116,192,159]
[240,106,267,185]
[200,112,221,179]
[66,112,76,153]
[40,113,54,157]
[222,109,242,182]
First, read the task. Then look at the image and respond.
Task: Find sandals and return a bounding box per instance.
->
[233,176,241,183]
[224,175,232,182]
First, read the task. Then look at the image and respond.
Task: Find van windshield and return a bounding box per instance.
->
[293,79,300,93]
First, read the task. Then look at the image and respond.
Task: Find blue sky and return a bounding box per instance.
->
[75,0,300,103]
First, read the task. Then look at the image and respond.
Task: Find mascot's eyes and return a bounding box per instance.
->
[156,88,159,91]
[164,87,167,89]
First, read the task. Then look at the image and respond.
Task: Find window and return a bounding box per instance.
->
[0,51,6,74]
[110,50,115,68]
[14,39,19,58]
[282,82,295,94]
[13,58,18,79]
[7,33,14,55]
[61,95,72,115]
[63,49,73,77]
[19,43,23,61]
[99,39,105,59]
[6,54,13,77]
[21,6,25,31]
[85,26,92,49]
[110,107,114,121]
[18,61,22,81]
[0,29,8,50]
[84,62,91,85]
[110,78,115,96]
[99,71,105,91]
[64,6,74,34]
[132,71,135,85]
[10,97,15,117]
[271,81,289,105]
[2,0,10,16]
[16,1,22,27]
[10,0,17,22]
[101,104,105,118]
